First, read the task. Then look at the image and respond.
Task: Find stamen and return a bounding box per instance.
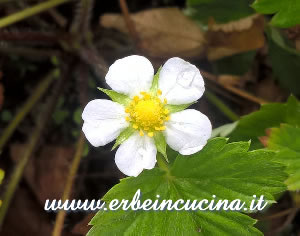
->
[159,126,166,131]
[125,91,169,138]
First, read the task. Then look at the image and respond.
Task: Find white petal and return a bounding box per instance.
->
[82,99,128,147]
[115,133,157,177]
[164,109,212,155]
[159,57,205,105]
[105,55,154,97]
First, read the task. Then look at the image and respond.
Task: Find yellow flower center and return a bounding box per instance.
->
[125,90,170,137]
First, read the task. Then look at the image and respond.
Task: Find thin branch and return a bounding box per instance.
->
[0,0,72,28]
[52,133,85,236]
[0,68,67,228]
[205,90,239,121]
[201,70,269,105]
[78,46,108,78]
[119,0,139,45]
[0,70,56,153]
[0,30,68,43]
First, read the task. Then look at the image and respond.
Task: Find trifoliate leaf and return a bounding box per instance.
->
[165,102,195,114]
[149,66,162,95]
[268,124,300,190]
[112,127,135,150]
[185,0,254,24]
[266,27,300,95]
[98,88,131,106]
[154,132,167,161]
[229,96,300,149]
[87,138,286,236]
[252,0,300,28]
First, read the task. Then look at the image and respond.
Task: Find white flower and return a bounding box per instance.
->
[82,55,212,177]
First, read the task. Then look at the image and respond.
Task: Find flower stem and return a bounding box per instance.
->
[0,69,66,228]
[0,0,71,28]
[0,70,57,154]
[52,133,85,236]
[205,90,239,122]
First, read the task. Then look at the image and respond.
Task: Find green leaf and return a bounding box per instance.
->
[165,102,195,113]
[229,96,300,149]
[154,132,168,161]
[268,124,300,190]
[252,0,300,28]
[88,138,286,236]
[185,0,254,24]
[98,88,131,106]
[112,127,135,150]
[149,66,162,95]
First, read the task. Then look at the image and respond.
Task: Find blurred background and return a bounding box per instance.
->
[0,0,299,235]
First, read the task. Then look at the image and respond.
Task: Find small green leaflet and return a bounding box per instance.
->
[154,132,168,162]
[252,0,300,28]
[112,126,136,150]
[229,96,300,149]
[149,66,162,95]
[268,124,300,191]
[87,138,286,236]
[185,0,254,24]
[98,88,131,106]
[165,102,195,113]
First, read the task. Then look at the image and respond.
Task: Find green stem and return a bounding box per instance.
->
[205,90,239,122]
[0,0,71,28]
[52,133,85,236]
[0,70,57,154]
[0,69,66,228]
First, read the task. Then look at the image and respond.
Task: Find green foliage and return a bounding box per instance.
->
[229,96,300,149]
[87,138,286,236]
[98,88,131,106]
[266,27,300,95]
[112,127,136,150]
[268,124,300,190]
[185,0,254,24]
[252,0,300,28]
